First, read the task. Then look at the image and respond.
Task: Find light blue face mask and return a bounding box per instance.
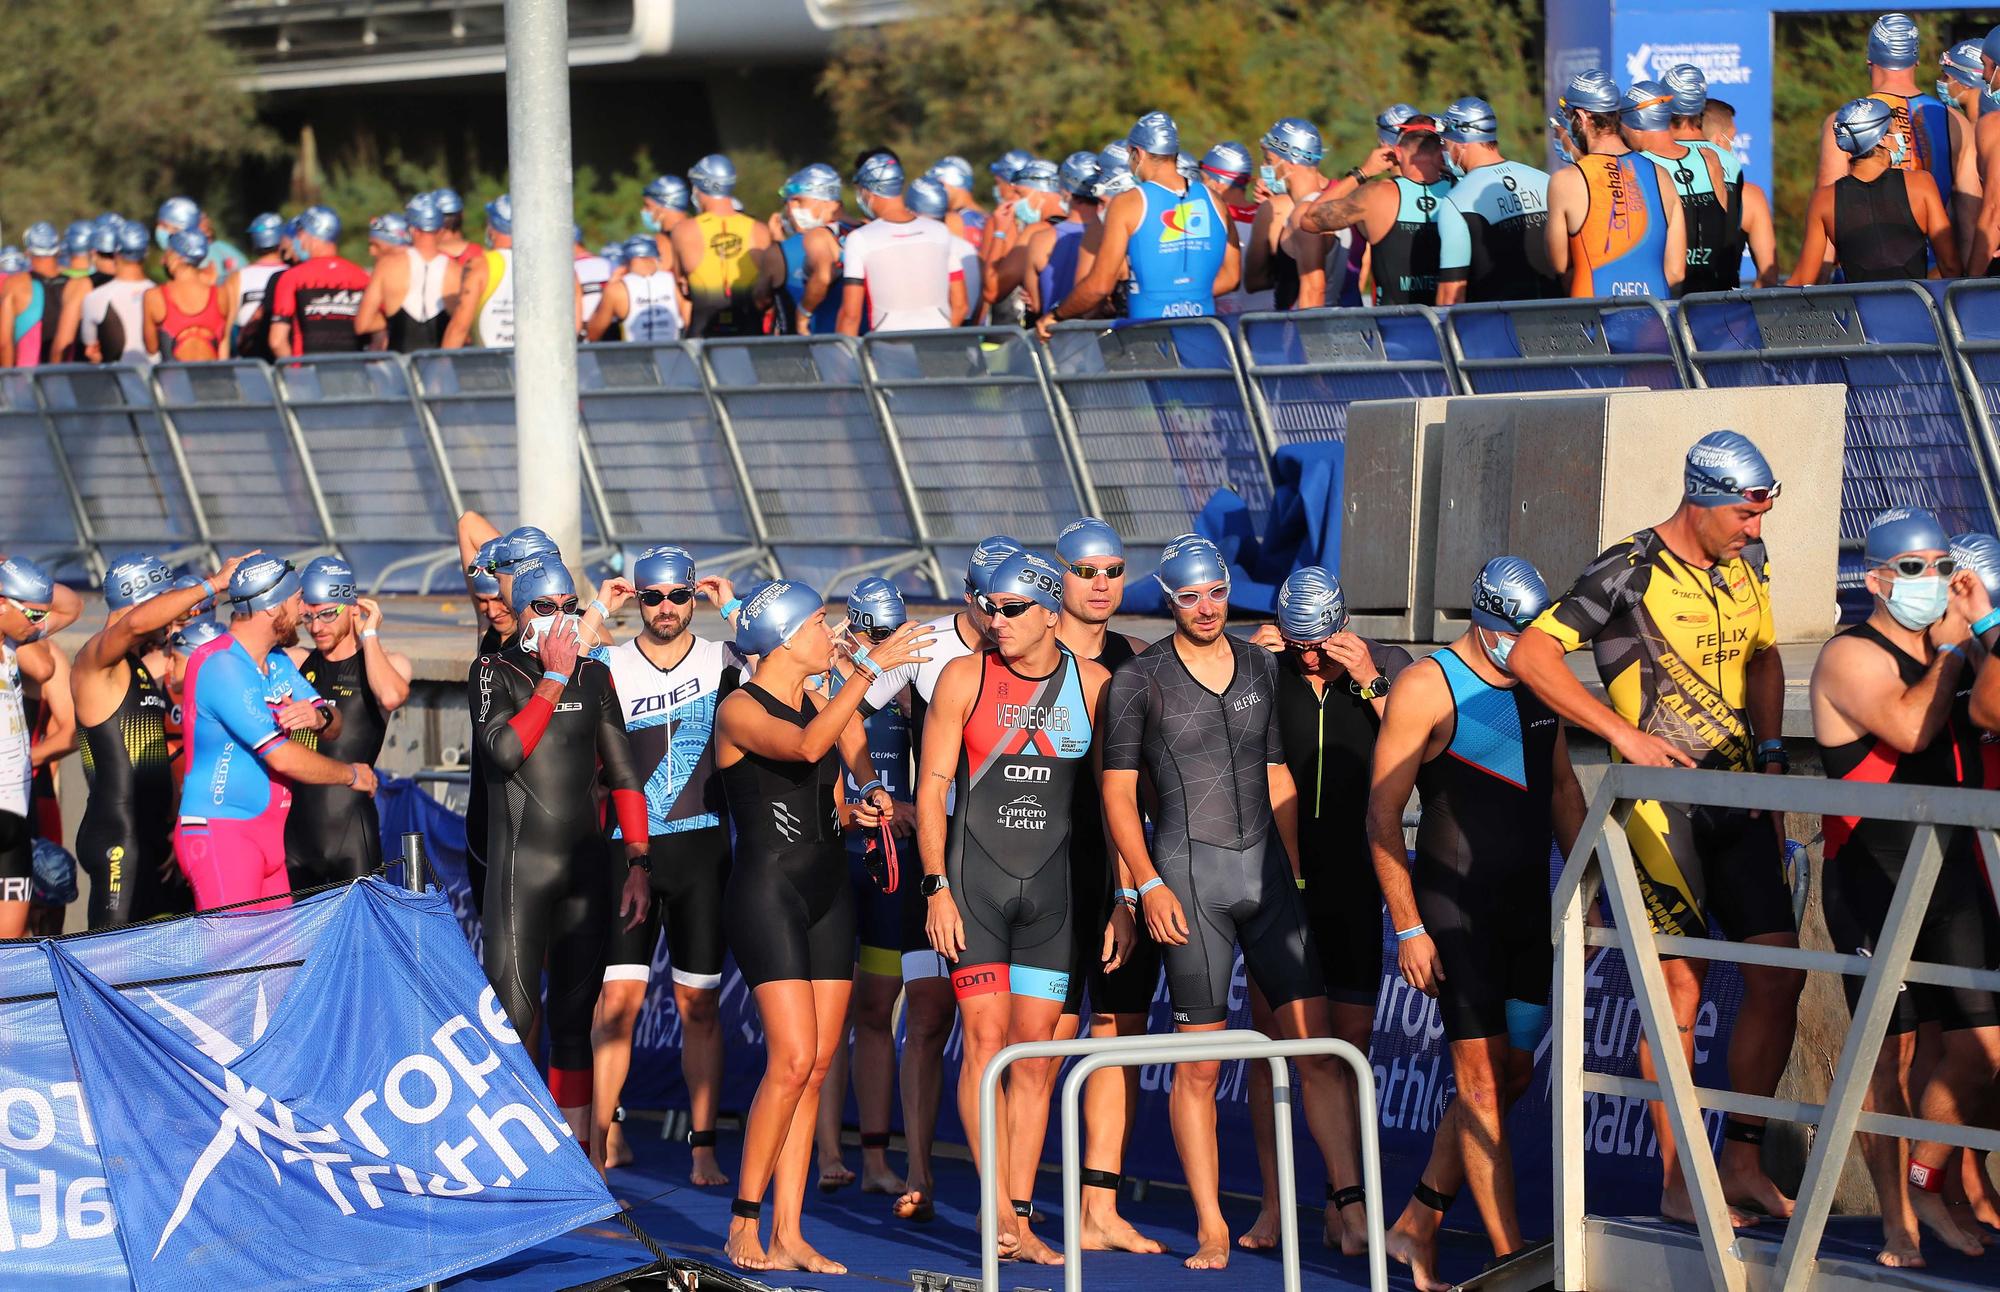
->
[641,208,660,232]
[1013,197,1044,225]
[1883,572,1949,630]
[1259,164,1288,195]
[1481,628,1517,673]
[154,226,173,252]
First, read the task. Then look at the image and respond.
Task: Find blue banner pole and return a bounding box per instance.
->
[404,830,442,1292]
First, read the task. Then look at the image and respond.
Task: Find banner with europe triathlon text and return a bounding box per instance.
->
[0,879,616,1291]
[379,781,1743,1220]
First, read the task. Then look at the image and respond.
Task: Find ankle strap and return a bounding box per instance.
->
[1412,1181,1456,1213]
[1012,1199,1034,1217]
[1329,1184,1367,1209]
[1080,1168,1123,1192]
[730,1198,761,1220]
[688,1128,718,1148]
[1722,1117,1765,1146]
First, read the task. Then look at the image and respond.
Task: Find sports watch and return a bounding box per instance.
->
[1353,674,1391,700]
[920,874,950,898]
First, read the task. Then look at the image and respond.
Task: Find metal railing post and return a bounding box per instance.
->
[401,831,427,894]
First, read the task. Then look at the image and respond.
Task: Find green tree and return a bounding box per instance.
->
[0,0,269,230]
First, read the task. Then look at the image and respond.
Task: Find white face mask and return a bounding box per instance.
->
[1480,627,1517,673]
[788,202,826,231]
[518,611,580,655]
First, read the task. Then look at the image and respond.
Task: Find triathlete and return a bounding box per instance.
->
[1066,151,1137,317]
[0,222,60,367]
[1817,508,1999,1266]
[838,154,964,335]
[81,223,152,365]
[1545,69,1686,299]
[429,188,475,268]
[283,557,411,888]
[587,545,744,1187]
[674,155,773,338]
[1660,65,1770,288]
[1511,430,1801,1226]
[232,213,288,360]
[177,556,377,912]
[51,219,119,363]
[1932,42,1989,262]
[1371,557,1583,1290]
[1791,98,1959,284]
[1432,96,1557,304]
[642,175,692,267]
[905,178,981,321]
[1248,567,1411,1254]
[1697,97,1782,286]
[585,235,688,343]
[1295,114,1457,306]
[0,559,81,939]
[1039,111,1240,337]
[776,164,848,336]
[72,553,240,927]
[981,149,1034,325]
[454,515,522,916]
[354,191,460,353]
[1102,533,1358,1270]
[269,206,369,358]
[574,225,613,328]
[925,156,988,249]
[144,231,234,361]
[1817,13,1966,251]
[1247,118,1344,311]
[1030,154,1101,324]
[445,194,521,349]
[715,581,927,1274]
[1195,141,1265,315]
[988,158,1066,322]
[1049,517,1161,1254]
[471,552,651,1140]
[1617,81,1734,298]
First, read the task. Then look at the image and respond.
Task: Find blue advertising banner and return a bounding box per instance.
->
[0,880,614,1291]
[1617,6,1772,194]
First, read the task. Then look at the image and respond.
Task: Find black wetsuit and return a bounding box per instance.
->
[1412,649,1559,1043]
[1818,623,1999,1033]
[720,683,854,985]
[464,624,503,914]
[285,646,387,888]
[1833,170,1928,283]
[1276,643,1412,1006]
[470,643,642,1075]
[1063,632,1162,1016]
[1104,636,1319,1026]
[76,653,177,927]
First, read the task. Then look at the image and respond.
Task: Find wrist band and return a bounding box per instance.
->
[851,644,883,680]
[1938,641,1964,660]
[360,629,378,640]
[542,670,570,685]
[1116,887,1138,903]
[588,598,609,619]
[1395,923,1427,942]
[347,764,360,788]
[856,778,884,802]
[1136,877,1164,897]
[720,597,742,620]
[1974,608,2000,637]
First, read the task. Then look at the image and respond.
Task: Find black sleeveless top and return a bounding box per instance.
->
[295,647,388,765]
[721,682,842,860]
[1833,170,1928,283]
[78,654,174,833]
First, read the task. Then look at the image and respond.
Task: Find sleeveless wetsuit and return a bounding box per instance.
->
[284,646,387,888]
[1413,649,1559,1042]
[1642,145,1734,295]
[1126,179,1228,319]
[721,683,854,985]
[76,653,176,927]
[1372,176,1458,306]
[463,624,502,915]
[389,248,450,353]
[945,648,1094,1003]
[1438,162,1556,302]
[1833,170,1929,283]
[780,229,845,336]
[688,212,763,337]
[0,643,28,906]
[1566,153,1675,298]
[1869,90,1955,211]
[160,284,227,359]
[1103,636,1319,1025]
[1818,622,1999,1033]
[476,248,515,348]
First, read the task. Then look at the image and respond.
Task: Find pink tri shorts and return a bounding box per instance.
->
[175,788,293,913]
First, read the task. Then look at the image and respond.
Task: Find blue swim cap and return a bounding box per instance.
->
[171,572,214,617]
[62,220,93,258]
[1662,64,1710,117]
[846,576,907,633]
[1154,533,1228,593]
[1985,24,2000,64]
[432,187,465,217]
[783,163,843,203]
[90,218,124,256]
[1868,12,1920,70]
[1013,159,1062,193]
[1943,41,1987,89]
[1376,104,1420,145]
[1620,80,1676,132]
[246,212,285,250]
[1175,152,1202,182]
[633,543,696,589]
[1261,117,1325,165]
[735,579,824,656]
[175,616,226,652]
[1092,154,1137,199]
[1056,517,1123,565]
[485,194,512,236]
[1684,430,1778,506]
[601,242,628,269]
[468,539,502,598]
[228,555,301,614]
[114,223,148,261]
[988,550,1064,613]
[1560,70,1621,115]
[1059,151,1103,196]
[1833,97,1897,158]
[156,196,201,234]
[642,175,690,211]
[689,154,737,197]
[1199,141,1253,182]
[296,204,342,244]
[508,554,576,615]
[498,524,560,568]
[0,557,53,605]
[369,214,411,247]
[966,535,1024,596]
[1127,111,1180,157]
[1951,532,2000,599]
[300,556,358,605]
[1442,97,1500,144]
[621,233,657,262]
[167,230,210,264]
[929,156,975,191]
[905,177,949,219]
[0,248,26,275]
[990,148,1034,182]
[103,552,175,611]
[22,222,59,258]
[854,153,906,197]
[1865,507,1950,564]
[404,192,443,233]
[1470,556,1551,633]
[1276,566,1348,642]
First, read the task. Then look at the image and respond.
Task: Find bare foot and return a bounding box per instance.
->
[893,1186,935,1223]
[1238,1203,1278,1250]
[767,1231,847,1275]
[1660,1182,1759,1229]
[1080,1205,1165,1253]
[1337,1203,1371,1258]
[689,1148,730,1188]
[1185,1229,1231,1271]
[1947,1203,1995,1247]
[1386,1224,1451,1292]
[860,1165,906,1195]
[725,1219,772,1271]
[1875,1219,1926,1269]
[602,1122,635,1170]
[1723,1163,1796,1219]
[817,1158,856,1192]
[1913,1191,1987,1257]
[1012,1226,1066,1266]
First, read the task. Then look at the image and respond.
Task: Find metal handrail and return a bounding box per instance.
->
[1551,764,2000,1292]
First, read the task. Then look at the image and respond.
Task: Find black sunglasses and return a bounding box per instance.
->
[977,596,1037,618]
[529,596,580,617]
[638,588,695,607]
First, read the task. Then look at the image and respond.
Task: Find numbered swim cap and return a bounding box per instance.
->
[1262,117,1327,165]
[1276,566,1347,642]
[1200,141,1254,183]
[296,204,342,244]
[1868,12,1920,71]
[1056,517,1124,565]
[103,552,175,610]
[634,544,696,589]
[499,524,560,568]
[854,153,906,197]
[1835,96,1899,157]
[988,550,1064,613]
[468,539,503,598]
[300,556,358,605]
[1865,507,1950,563]
[0,557,53,605]
[966,535,1024,597]
[1442,97,1500,144]
[846,576,907,633]
[688,154,737,197]
[643,176,690,211]
[508,554,576,614]
[1154,533,1228,593]
[1950,532,2000,599]
[1093,154,1138,199]
[735,579,824,656]
[368,214,411,247]
[1684,430,1779,505]
[1127,111,1180,157]
[1560,71,1620,115]
[228,555,301,613]
[1470,556,1550,633]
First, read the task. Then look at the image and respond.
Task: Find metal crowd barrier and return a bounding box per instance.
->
[1550,766,2000,1292]
[0,369,90,576]
[33,363,205,574]
[1447,297,1687,394]
[1235,306,1456,448]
